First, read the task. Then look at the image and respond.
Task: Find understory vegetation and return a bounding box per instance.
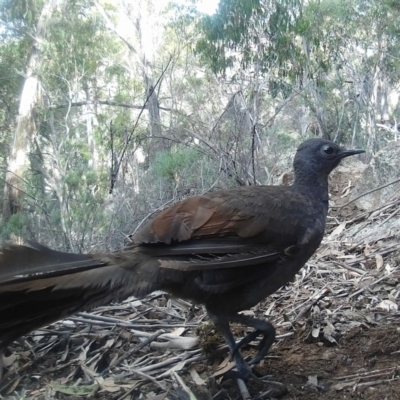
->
[1,0,399,251]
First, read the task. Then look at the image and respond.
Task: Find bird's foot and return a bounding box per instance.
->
[248,332,275,366]
[231,330,260,358]
[224,363,252,381]
[231,328,275,366]
[230,315,276,366]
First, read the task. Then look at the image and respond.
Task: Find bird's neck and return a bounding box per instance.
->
[293,170,330,204]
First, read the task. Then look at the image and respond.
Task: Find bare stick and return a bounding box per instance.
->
[103,329,164,374]
[236,378,252,400]
[348,267,397,299]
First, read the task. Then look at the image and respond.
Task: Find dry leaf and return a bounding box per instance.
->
[328,222,346,239]
[212,356,234,377]
[385,263,394,273]
[104,338,115,348]
[6,376,23,395]
[149,394,168,400]
[151,336,198,350]
[375,254,384,270]
[168,327,185,336]
[312,327,320,339]
[129,300,143,307]
[239,310,255,316]
[323,321,338,344]
[307,375,318,387]
[99,378,140,393]
[189,368,206,385]
[157,360,188,379]
[78,342,93,362]
[332,380,357,391]
[337,254,357,259]
[213,360,236,377]
[2,353,17,368]
[374,300,398,312]
[49,382,99,397]
[173,372,198,400]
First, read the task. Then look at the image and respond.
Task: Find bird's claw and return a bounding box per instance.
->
[224,364,253,381]
[231,330,260,357]
[248,353,263,366]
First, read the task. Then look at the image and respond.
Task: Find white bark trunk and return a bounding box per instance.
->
[3,0,57,221]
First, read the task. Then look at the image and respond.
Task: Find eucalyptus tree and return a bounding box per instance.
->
[0,0,226,249]
[194,0,400,155]
[0,0,135,248]
[33,1,125,250]
[1,0,58,222]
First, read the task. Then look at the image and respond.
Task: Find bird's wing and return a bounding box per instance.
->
[134,188,287,243]
[133,187,307,275]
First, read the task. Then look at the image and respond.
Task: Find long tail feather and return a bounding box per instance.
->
[0,242,153,349]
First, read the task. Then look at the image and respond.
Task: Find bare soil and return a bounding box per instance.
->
[3,320,400,399]
[248,323,400,400]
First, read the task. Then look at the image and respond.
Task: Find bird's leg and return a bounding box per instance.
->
[207,311,252,380]
[231,314,276,365]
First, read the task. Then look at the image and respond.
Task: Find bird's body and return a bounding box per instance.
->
[145,184,327,311]
[0,139,364,378]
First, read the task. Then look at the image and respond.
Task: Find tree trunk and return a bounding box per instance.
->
[95,0,164,174]
[84,80,99,170]
[3,0,57,221]
[301,37,330,140]
[135,0,163,159]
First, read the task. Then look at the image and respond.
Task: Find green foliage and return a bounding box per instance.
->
[264,130,299,167]
[154,147,202,182]
[2,0,400,250]
[195,0,303,81]
[194,0,400,101]
[0,213,25,240]
[40,5,123,96]
[0,0,45,34]
[65,170,81,189]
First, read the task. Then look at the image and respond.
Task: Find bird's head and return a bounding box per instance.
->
[293,138,365,181]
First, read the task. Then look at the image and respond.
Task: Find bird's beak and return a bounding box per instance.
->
[338,148,365,159]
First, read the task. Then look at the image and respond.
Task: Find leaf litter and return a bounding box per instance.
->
[2,173,400,399]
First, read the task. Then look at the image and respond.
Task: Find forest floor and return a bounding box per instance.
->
[2,164,400,400]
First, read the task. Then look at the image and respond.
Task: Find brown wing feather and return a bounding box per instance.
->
[133,191,268,244]
[134,196,223,243]
[159,251,282,271]
[133,186,304,244]
[132,187,303,274]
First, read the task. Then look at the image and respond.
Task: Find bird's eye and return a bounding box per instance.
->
[322,145,334,156]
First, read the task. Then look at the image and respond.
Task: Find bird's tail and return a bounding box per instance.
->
[0,241,159,349]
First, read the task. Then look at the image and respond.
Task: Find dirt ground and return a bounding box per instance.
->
[2,321,400,399]
[242,323,400,400]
